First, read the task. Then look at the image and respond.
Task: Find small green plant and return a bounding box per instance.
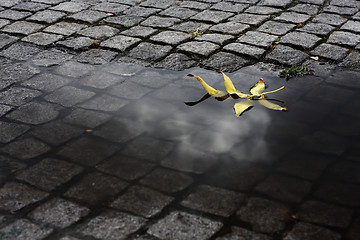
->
[270,37,280,50]
[190,28,202,39]
[90,40,100,47]
[279,64,309,80]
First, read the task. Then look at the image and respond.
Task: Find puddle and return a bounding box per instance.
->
[1,59,360,238]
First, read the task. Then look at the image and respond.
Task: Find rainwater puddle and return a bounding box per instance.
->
[1,59,360,239]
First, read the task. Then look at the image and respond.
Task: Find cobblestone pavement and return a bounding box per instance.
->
[1,0,360,240]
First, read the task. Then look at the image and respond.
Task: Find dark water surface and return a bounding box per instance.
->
[0,59,360,239]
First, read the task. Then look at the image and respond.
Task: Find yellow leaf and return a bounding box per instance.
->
[234,99,253,117]
[258,95,287,111]
[221,71,251,98]
[185,74,227,98]
[250,78,265,95]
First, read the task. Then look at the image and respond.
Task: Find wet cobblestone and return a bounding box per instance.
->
[0,0,360,239]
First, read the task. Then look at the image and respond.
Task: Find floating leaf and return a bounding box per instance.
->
[258,95,287,111]
[234,99,253,117]
[221,71,251,98]
[185,74,228,98]
[250,78,265,95]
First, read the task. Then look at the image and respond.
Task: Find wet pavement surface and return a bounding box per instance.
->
[1,0,360,240]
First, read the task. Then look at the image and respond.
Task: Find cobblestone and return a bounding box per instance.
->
[1,1,360,239]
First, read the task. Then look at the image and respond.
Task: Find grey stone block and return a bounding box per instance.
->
[312,13,347,26]
[78,25,119,40]
[328,31,360,47]
[323,5,358,16]
[159,7,198,19]
[150,31,189,45]
[230,13,270,25]
[266,45,308,65]
[0,87,42,106]
[104,15,144,27]
[123,6,160,17]
[299,200,352,228]
[1,138,50,159]
[0,0,22,7]
[101,35,141,51]
[155,53,197,71]
[77,49,117,65]
[289,3,320,15]
[31,121,84,145]
[57,137,118,166]
[147,211,223,240]
[216,226,272,240]
[54,61,95,78]
[91,2,129,14]
[341,20,360,33]
[210,21,250,35]
[27,10,66,23]
[224,43,265,59]
[190,10,234,23]
[196,33,234,45]
[311,43,348,61]
[30,49,74,67]
[284,222,341,240]
[0,182,48,211]
[338,56,360,73]
[22,73,71,92]
[80,211,147,240]
[0,42,41,61]
[78,71,124,89]
[96,154,154,180]
[237,31,279,48]
[0,34,18,49]
[108,0,143,6]
[121,136,174,162]
[181,185,245,217]
[236,197,290,233]
[245,6,282,14]
[170,21,211,33]
[0,63,40,89]
[179,1,211,10]
[255,175,312,202]
[0,219,52,239]
[298,0,325,4]
[122,26,157,38]
[43,21,87,36]
[110,185,174,217]
[0,104,13,117]
[28,198,90,228]
[298,23,335,36]
[177,41,220,57]
[0,19,10,28]
[44,86,95,107]
[108,81,152,99]
[22,32,63,46]
[141,16,180,28]
[0,122,29,143]
[258,21,296,35]
[203,51,251,71]
[0,9,32,20]
[6,101,60,125]
[211,2,248,13]
[57,37,94,50]
[63,172,128,205]
[275,12,311,23]
[68,10,108,23]
[79,94,128,111]
[281,32,321,49]
[140,168,193,193]
[50,2,90,12]
[33,0,66,4]
[12,2,50,12]
[140,0,176,9]
[16,158,83,191]
[62,108,111,128]
[314,181,360,206]
[258,0,293,7]
[128,42,172,61]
